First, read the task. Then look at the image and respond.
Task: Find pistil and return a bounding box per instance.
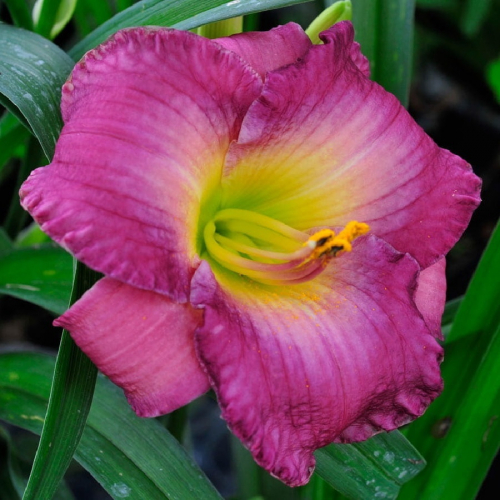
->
[204,209,369,285]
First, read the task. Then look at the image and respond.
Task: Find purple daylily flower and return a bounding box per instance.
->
[20,21,481,486]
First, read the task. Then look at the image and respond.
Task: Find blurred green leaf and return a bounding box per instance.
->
[15,223,52,248]
[353,0,416,107]
[0,113,29,174]
[400,222,500,499]
[460,0,492,36]
[3,0,34,30]
[0,352,223,500]
[415,0,456,8]
[315,431,426,499]
[33,0,78,39]
[0,229,12,255]
[4,137,45,240]
[486,57,500,104]
[0,24,74,160]
[0,425,23,500]
[73,0,115,36]
[69,0,312,60]
[0,245,72,314]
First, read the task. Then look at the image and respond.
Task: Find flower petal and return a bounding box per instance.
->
[190,236,443,486]
[214,23,312,80]
[414,258,446,340]
[221,21,481,269]
[20,28,262,301]
[55,277,209,417]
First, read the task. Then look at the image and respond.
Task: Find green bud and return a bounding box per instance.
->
[305,0,352,45]
[196,17,243,39]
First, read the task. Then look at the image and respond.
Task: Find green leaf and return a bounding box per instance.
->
[448,222,500,344]
[0,228,13,256]
[400,222,500,499]
[15,223,53,248]
[3,0,34,30]
[69,0,312,60]
[0,352,223,500]
[0,24,74,160]
[0,113,29,174]
[441,296,463,340]
[33,0,78,39]
[21,262,101,500]
[0,245,73,314]
[4,136,45,240]
[486,57,500,106]
[460,0,492,36]
[73,0,116,37]
[315,430,425,499]
[0,425,23,500]
[352,0,416,107]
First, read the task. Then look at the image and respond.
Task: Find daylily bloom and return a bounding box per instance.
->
[20,21,481,486]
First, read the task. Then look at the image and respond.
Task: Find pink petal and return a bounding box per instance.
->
[221,21,481,269]
[55,277,209,417]
[190,236,443,486]
[214,23,312,80]
[20,28,262,301]
[414,258,447,340]
[348,39,370,77]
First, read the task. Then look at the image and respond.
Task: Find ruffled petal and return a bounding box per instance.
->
[55,277,209,417]
[190,236,443,486]
[221,21,481,269]
[20,28,262,301]
[214,23,312,80]
[414,258,446,340]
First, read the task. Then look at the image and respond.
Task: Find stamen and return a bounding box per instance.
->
[203,209,369,286]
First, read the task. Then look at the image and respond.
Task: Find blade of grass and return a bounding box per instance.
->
[22,262,101,500]
[400,222,500,499]
[352,0,416,106]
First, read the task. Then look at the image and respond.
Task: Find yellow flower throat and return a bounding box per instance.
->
[203,209,369,286]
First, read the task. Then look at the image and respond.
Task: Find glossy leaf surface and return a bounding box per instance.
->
[0,352,222,500]
[0,25,74,160]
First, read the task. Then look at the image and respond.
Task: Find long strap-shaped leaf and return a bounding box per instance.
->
[315,430,425,499]
[352,0,416,107]
[22,263,100,500]
[0,24,73,160]
[69,0,312,60]
[400,222,500,499]
[0,352,223,499]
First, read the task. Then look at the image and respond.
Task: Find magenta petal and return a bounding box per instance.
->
[414,258,446,340]
[190,236,443,486]
[20,28,262,301]
[214,23,312,80]
[55,277,209,417]
[221,21,481,269]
